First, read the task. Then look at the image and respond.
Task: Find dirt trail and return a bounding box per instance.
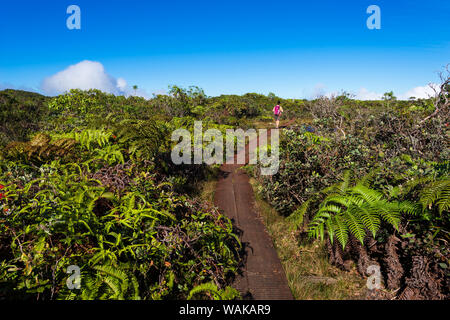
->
[214,127,293,300]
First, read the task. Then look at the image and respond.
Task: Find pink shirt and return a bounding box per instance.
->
[273,105,281,115]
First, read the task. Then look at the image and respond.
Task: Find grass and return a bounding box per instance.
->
[198,166,221,203]
[249,177,367,300]
[199,179,217,203]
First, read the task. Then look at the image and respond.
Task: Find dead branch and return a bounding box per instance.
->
[419,64,449,124]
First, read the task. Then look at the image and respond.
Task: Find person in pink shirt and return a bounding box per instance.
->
[273,101,283,128]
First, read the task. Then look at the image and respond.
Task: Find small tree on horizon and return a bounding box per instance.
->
[382,91,396,107]
[382,91,397,101]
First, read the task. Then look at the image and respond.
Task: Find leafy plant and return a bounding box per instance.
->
[187,282,240,300]
[420,178,450,216]
[308,173,420,248]
[115,119,170,160]
[2,133,77,164]
[65,263,141,300]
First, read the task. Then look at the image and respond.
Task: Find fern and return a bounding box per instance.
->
[308,175,421,249]
[345,207,366,244]
[286,199,311,230]
[73,129,112,151]
[333,214,348,248]
[4,133,77,163]
[420,178,450,215]
[187,282,240,300]
[187,282,221,300]
[52,128,112,151]
[356,204,381,238]
[115,119,170,160]
[92,145,125,165]
[76,263,141,300]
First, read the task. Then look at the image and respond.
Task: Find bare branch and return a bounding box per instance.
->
[419,64,449,124]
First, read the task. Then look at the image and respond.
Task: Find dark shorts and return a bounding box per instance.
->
[274,113,280,120]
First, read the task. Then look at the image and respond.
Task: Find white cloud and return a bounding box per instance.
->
[399,83,440,100]
[42,60,119,95]
[116,77,128,92]
[352,84,441,101]
[41,60,150,98]
[355,88,383,100]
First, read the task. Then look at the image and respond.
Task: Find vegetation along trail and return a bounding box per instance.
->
[214,128,294,300]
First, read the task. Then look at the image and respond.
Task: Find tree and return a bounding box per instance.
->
[382,91,396,101]
[419,64,449,124]
[268,92,277,100]
[132,85,138,96]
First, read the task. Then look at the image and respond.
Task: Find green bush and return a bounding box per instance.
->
[0,160,240,300]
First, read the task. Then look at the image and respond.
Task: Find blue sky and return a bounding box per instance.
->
[0,0,449,99]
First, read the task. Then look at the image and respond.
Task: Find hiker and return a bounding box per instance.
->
[273,101,283,128]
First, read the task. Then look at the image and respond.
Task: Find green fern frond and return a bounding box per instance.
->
[333,214,349,249]
[420,178,450,215]
[187,282,221,300]
[187,283,240,300]
[396,200,421,216]
[307,172,424,249]
[75,263,140,300]
[325,218,335,245]
[130,274,141,300]
[321,195,352,208]
[351,184,383,203]
[219,286,241,300]
[373,201,402,229]
[437,189,450,215]
[402,176,434,196]
[115,119,169,160]
[339,170,352,193]
[357,204,381,238]
[317,204,342,215]
[345,206,366,244]
[287,199,311,230]
[103,276,122,299]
